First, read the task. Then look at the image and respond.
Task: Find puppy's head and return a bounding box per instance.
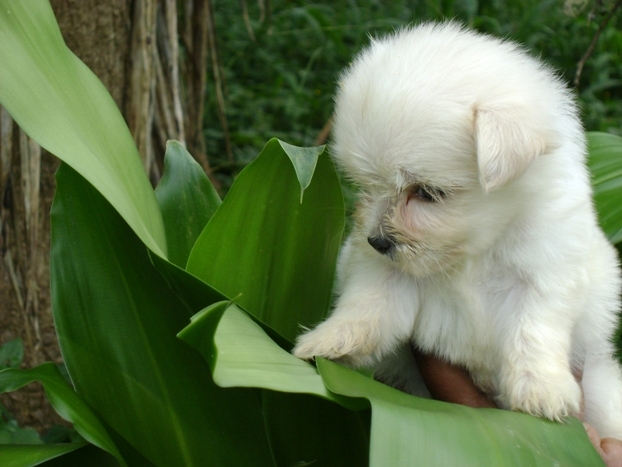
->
[332,23,578,276]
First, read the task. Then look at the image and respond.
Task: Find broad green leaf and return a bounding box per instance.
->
[0,363,125,466]
[588,132,622,244]
[51,163,273,467]
[317,358,603,467]
[261,391,369,467]
[180,302,369,466]
[40,444,119,467]
[155,141,221,268]
[0,443,87,467]
[149,251,226,314]
[277,140,324,201]
[0,0,166,258]
[187,139,344,341]
[180,302,353,406]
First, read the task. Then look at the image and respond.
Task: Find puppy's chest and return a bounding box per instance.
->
[413,279,499,370]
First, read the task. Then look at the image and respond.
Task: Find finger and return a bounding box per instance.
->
[600,438,622,467]
[584,423,622,467]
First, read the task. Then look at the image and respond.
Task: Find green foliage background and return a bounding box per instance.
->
[206,0,622,190]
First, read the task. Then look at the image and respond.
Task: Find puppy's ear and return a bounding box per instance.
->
[474,105,549,192]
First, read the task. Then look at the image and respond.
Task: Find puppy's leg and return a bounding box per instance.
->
[577,237,622,438]
[582,354,622,439]
[293,239,418,367]
[494,287,582,421]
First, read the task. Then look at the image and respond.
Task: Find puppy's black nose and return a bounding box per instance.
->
[368,235,394,255]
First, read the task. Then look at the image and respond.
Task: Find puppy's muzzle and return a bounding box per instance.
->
[368,235,395,255]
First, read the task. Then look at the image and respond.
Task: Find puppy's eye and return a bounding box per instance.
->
[415,186,435,202]
[409,185,446,203]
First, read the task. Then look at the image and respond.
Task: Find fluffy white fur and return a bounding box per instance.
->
[293,22,622,438]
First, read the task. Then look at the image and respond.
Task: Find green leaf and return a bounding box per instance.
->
[180,302,369,466]
[40,444,119,467]
[277,140,324,201]
[186,139,344,342]
[0,363,125,466]
[588,132,622,244]
[261,391,369,467]
[0,443,88,467]
[317,358,604,467]
[0,0,166,258]
[0,340,23,370]
[50,163,273,467]
[180,303,346,405]
[155,141,221,268]
[0,425,41,446]
[211,304,324,395]
[149,252,226,314]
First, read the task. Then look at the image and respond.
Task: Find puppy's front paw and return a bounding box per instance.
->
[293,318,380,367]
[500,367,581,421]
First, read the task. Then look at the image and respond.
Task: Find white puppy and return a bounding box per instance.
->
[293,22,622,439]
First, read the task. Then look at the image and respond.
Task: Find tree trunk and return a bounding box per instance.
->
[0,0,212,433]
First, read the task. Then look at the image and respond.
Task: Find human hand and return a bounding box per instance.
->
[412,347,496,408]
